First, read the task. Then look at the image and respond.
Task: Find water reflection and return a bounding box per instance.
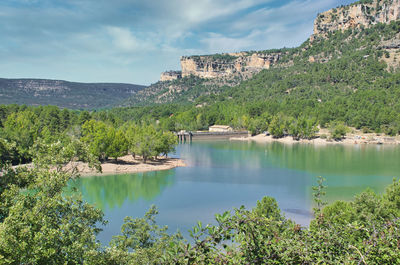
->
[263,142,400,177]
[178,141,398,204]
[71,141,399,243]
[71,170,175,211]
[186,141,400,177]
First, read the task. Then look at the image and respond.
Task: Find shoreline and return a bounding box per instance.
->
[230,134,400,146]
[66,155,186,177]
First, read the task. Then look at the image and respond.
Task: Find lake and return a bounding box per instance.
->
[71,141,400,245]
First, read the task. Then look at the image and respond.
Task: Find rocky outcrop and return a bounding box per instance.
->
[179,52,281,79]
[159,52,281,81]
[380,38,400,49]
[379,34,400,69]
[160,71,182,82]
[312,0,400,40]
[159,0,400,82]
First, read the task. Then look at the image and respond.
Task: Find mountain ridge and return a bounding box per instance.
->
[0,78,146,109]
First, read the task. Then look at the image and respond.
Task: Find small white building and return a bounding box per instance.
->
[209,125,233,132]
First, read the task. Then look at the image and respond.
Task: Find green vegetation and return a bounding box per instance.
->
[330,121,351,140]
[1,150,399,263]
[190,53,239,62]
[0,104,177,165]
[2,104,398,263]
[1,1,400,262]
[123,21,400,138]
[0,78,145,109]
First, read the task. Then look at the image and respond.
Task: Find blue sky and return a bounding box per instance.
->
[0,0,354,85]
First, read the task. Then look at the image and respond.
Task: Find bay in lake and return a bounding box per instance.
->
[71,141,400,244]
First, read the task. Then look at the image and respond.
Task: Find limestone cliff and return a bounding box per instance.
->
[160,52,282,81]
[159,0,400,82]
[160,71,182,82]
[180,52,280,79]
[312,0,400,40]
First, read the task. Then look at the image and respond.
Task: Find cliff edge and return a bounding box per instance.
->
[160,1,399,82]
[312,0,400,40]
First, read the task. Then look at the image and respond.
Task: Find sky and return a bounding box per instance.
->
[0,0,355,85]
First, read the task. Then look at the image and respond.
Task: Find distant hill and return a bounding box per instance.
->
[0,78,146,109]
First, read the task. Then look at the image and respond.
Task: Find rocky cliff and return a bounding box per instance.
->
[128,0,400,106]
[159,2,399,83]
[160,71,182,82]
[160,52,282,81]
[312,0,400,40]
[158,0,400,82]
[180,52,281,79]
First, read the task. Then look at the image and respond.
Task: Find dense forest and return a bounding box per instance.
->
[0,104,176,165]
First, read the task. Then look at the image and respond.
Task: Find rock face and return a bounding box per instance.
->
[159,0,400,81]
[312,0,400,39]
[178,52,281,80]
[160,71,182,82]
[160,52,281,81]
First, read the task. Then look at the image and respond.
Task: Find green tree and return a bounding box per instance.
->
[106,128,128,161]
[78,110,91,125]
[155,131,177,158]
[124,122,140,159]
[2,110,39,162]
[0,139,102,264]
[0,139,18,164]
[81,120,113,161]
[136,126,158,163]
[269,116,285,138]
[330,121,349,140]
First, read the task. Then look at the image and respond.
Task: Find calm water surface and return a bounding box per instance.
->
[71,141,400,244]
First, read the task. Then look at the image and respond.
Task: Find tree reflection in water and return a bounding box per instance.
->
[71,170,175,210]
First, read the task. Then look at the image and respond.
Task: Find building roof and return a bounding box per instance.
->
[209,125,231,129]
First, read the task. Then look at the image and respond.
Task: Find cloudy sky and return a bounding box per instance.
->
[0,0,354,85]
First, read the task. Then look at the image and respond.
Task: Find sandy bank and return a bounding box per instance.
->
[66,155,186,177]
[230,134,400,146]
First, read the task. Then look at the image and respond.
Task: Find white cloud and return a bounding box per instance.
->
[199,0,348,52]
[178,0,271,25]
[107,27,142,52]
[0,0,354,84]
[231,0,339,32]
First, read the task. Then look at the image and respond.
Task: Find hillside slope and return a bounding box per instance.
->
[116,0,400,135]
[0,78,145,109]
[125,0,400,107]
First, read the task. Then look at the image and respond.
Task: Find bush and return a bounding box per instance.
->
[330,122,349,140]
[362,126,372,133]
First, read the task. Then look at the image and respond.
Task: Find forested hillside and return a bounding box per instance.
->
[0,78,145,109]
[118,20,400,136]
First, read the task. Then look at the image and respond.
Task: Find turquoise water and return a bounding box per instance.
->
[71,141,400,244]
